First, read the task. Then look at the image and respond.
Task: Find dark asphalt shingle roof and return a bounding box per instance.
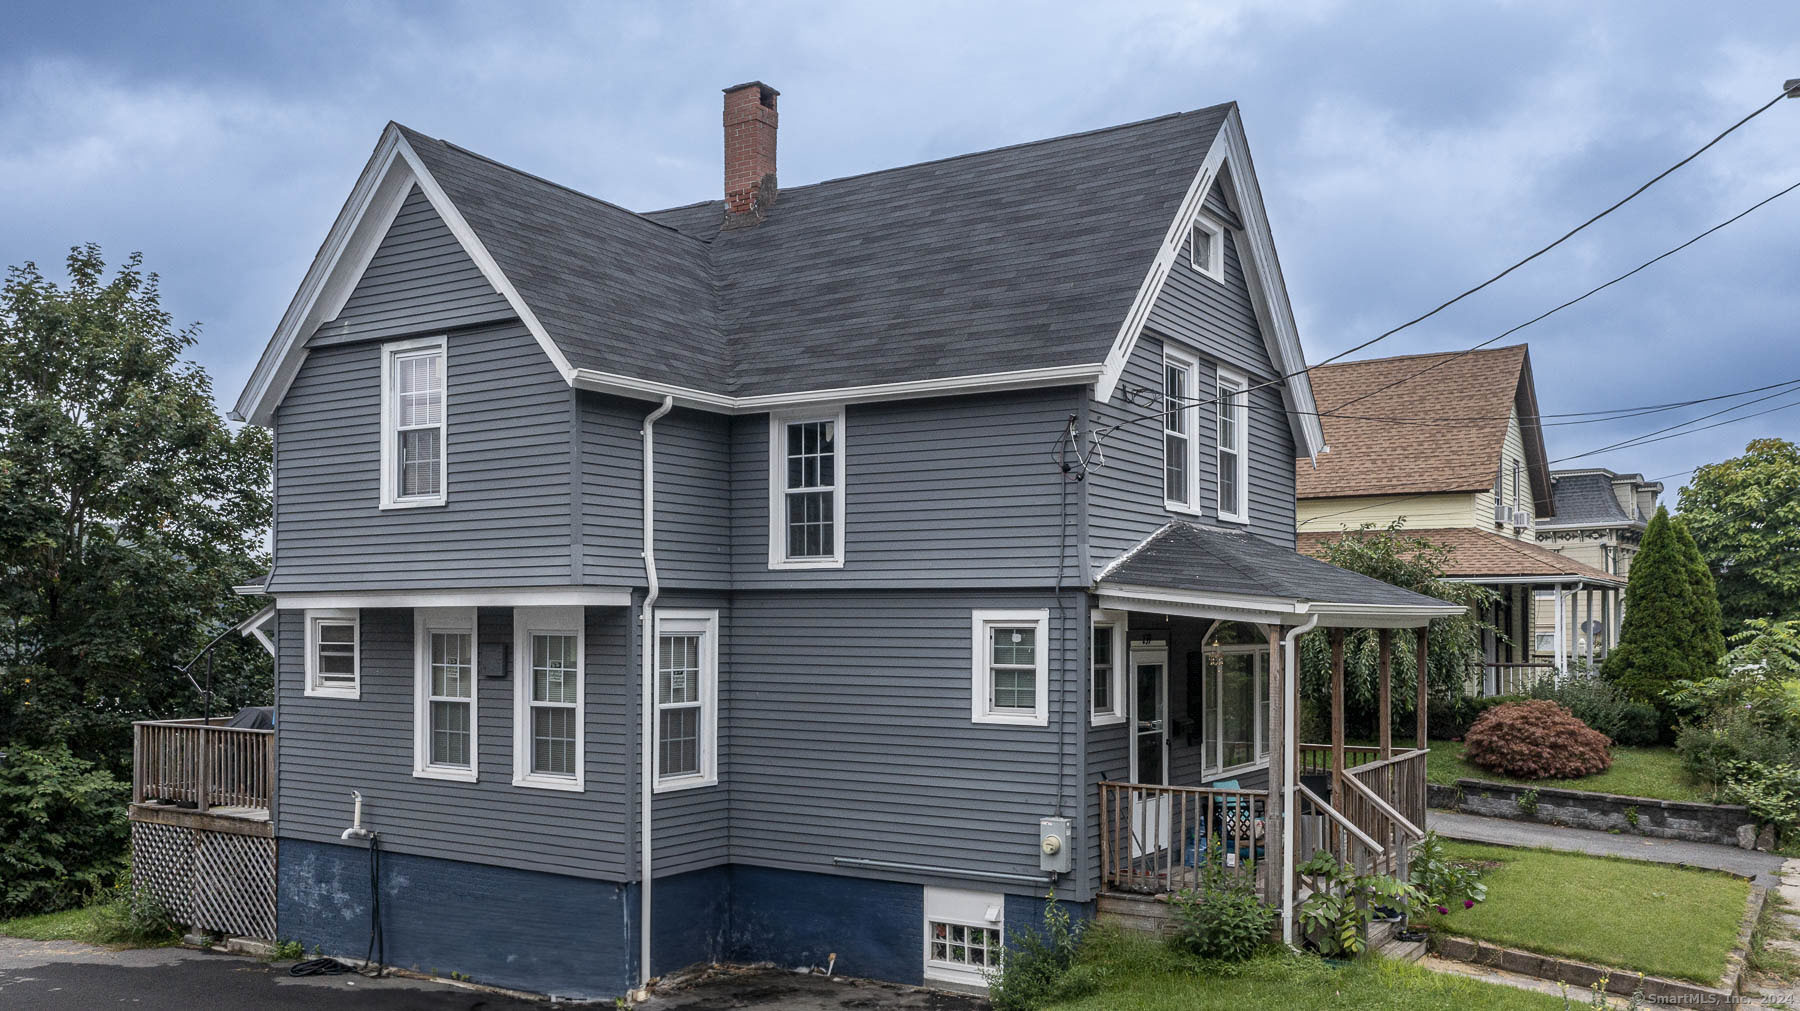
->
[1546,471,1636,527]
[1100,521,1455,610]
[398,106,1232,396]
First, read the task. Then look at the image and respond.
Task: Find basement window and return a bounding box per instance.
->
[924,887,1005,988]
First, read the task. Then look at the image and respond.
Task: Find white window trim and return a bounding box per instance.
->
[767,406,847,569]
[652,608,720,793]
[413,607,478,782]
[971,609,1050,727]
[1162,344,1202,516]
[1216,364,1250,525]
[1189,214,1225,283]
[379,335,448,510]
[512,605,584,791]
[923,886,1005,989]
[1090,609,1128,727]
[303,608,360,699]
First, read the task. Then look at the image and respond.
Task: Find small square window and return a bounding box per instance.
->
[1190,218,1224,282]
[304,609,359,699]
[972,610,1049,726]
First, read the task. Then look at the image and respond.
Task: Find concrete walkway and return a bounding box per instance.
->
[1431,810,1789,885]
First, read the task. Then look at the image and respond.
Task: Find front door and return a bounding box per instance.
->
[1128,644,1169,858]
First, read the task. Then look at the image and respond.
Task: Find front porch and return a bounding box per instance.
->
[1091,521,1463,945]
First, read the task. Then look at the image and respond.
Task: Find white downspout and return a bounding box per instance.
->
[637,395,674,997]
[1280,612,1320,948]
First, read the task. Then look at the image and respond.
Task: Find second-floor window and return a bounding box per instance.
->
[380,336,447,509]
[769,408,846,568]
[1216,367,1249,523]
[1163,345,1200,513]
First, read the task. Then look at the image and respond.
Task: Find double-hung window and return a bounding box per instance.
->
[380,336,447,509]
[769,408,845,568]
[971,610,1049,726]
[653,609,719,792]
[1216,366,1249,523]
[513,606,583,790]
[1091,610,1127,726]
[414,607,477,781]
[304,609,359,699]
[1162,345,1200,513]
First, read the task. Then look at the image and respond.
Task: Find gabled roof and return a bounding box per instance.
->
[1297,527,1623,586]
[1099,521,1463,620]
[1294,345,1552,514]
[233,106,1324,456]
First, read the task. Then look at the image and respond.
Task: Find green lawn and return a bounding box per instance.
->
[0,904,112,944]
[1432,841,1749,984]
[1044,929,1566,1010]
[1425,739,1710,803]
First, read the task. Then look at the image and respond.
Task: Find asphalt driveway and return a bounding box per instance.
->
[0,937,547,1010]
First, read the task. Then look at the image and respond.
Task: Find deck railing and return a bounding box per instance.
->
[1338,749,1428,877]
[133,718,273,812]
[1098,782,1269,894]
[1466,662,1559,697]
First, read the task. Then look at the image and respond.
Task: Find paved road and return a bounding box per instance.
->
[1431,810,1789,885]
[0,937,548,1010]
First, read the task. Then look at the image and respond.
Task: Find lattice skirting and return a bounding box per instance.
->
[131,821,276,940]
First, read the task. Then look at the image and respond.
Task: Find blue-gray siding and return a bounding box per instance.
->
[308,185,513,348]
[271,321,574,592]
[274,606,633,880]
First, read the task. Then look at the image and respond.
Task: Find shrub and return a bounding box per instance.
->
[1721,763,1800,834]
[1168,839,1276,962]
[1528,676,1661,747]
[1297,853,1424,957]
[987,897,1087,1011]
[1409,831,1487,914]
[1463,700,1612,780]
[94,879,179,946]
[0,744,130,918]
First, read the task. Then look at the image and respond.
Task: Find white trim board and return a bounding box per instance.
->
[1093,107,1326,461]
[272,587,632,610]
[569,362,1102,415]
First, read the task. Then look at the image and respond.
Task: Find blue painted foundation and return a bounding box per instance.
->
[279,839,1092,998]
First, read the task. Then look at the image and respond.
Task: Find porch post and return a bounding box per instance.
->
[1330,627,1346,800]
[1264,623,1284,907]
[1584,591,1595,670]
[1377,629,1392,760]
[1415,626,1429,750]
[1552,583,1566,675]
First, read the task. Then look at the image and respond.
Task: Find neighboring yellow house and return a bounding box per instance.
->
[1531,468,1662,661]
[1294,345,1624,693]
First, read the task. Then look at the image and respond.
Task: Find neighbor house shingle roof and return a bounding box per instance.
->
[1542,470,1638,528]
[1297,527,1622,585]
[1295,346,1538,501]
[1102,521,1459,610]
[400,105,1231,397]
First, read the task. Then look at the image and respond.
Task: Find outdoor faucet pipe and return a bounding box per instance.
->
[1280,612,1319,948]
[638,395,673,996]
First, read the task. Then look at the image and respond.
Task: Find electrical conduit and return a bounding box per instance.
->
[638,395,673,995]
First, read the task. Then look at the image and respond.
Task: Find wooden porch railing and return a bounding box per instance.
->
[133,718,273,812]
[1338,749,1427,878]
[1098,782,1269,894]
[1466,662,1558,697]
[1297,743,1381,776]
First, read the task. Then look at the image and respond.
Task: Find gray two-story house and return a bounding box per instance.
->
[209,82,1459,999]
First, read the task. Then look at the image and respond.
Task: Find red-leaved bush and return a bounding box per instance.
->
[1463,699,1612,779]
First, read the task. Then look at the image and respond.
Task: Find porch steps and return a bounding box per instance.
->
[1377,937,1428,963]
[1095,891,1176,936]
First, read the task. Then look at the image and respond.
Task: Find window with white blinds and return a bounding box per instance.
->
[380,337,447,508]
[654,610,719,791]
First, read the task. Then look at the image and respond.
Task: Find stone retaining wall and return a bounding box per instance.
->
[1428,778,1759,848]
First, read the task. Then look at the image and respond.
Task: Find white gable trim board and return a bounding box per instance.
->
[1093,108,1325,461]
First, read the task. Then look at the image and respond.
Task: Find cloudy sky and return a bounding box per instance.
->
[5,1,1797,498]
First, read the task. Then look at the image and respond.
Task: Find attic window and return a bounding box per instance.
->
[380,336,448,510]
[1190,218,1224,282]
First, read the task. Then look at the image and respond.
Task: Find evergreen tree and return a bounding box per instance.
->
[1605,506,1713,720]
[1672,514,1726,663]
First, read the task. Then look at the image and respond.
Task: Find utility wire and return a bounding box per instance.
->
[1551,394,1800,465]
[1323,179,1800,417]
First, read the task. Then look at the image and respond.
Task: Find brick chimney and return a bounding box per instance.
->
[723,81,778,226]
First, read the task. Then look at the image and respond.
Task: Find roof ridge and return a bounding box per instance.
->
[1309,343,1528,371]
[396,124,714,248]
[1093,519,1183,583]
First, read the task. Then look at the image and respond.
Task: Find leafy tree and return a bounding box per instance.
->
[1679,438,1800,627]
[0,245,271,768]
[1299,521,1498,733]
[1604,506,1723,720]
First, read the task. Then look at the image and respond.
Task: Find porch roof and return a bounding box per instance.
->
[1298,526,1624,587]
[1095,521,1465,628]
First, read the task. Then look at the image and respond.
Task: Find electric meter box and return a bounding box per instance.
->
[1038,816,1072,874]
